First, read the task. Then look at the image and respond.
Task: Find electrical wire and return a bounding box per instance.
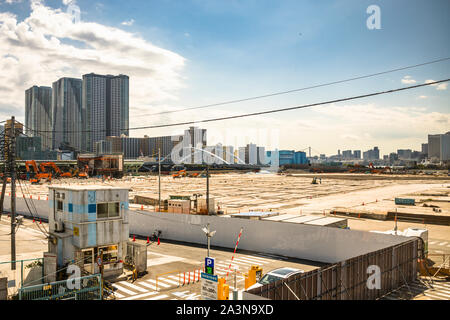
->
[137,57,450,117]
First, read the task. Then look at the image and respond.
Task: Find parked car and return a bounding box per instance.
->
[247,267,304,290]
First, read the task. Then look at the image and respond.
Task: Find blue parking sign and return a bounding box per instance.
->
[205,257,215,275]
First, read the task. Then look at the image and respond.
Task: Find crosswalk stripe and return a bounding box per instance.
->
[113,292,125,299]
[146,294,168,300]
[422,292,448,300]
[138,281,159,291]
[146,279,171,288]
[117,281,148,293]
[168,275,180,281]
[214,269,227,275]
[216,263,240,270]
[247,255,272,262]
[438,242,448,246]
[158,277,180,286]
[139,281,157,291]
[229,258,253,266]
[120,291,158,300]
[408,284,450,299]
[428,241,437,245]
[235,256,268,264]
[112,284,137,296]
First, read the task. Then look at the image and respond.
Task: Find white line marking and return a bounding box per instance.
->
[120,291,158,300]
[234,256,268,265]
[145,294,168,300]
[146,279,171,288]
[113,292,124,299]
[438,242,448,246]
[158,278,180,286]
[112,284,137,296]
[117,281,148,293]
[428,241,437,245]
[137,281,159,291]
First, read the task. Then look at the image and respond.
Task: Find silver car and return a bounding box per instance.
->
[247,267,304,290]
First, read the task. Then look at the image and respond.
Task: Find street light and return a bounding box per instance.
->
[202,223,216,257]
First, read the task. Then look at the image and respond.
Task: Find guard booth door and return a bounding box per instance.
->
[126,242,147,275]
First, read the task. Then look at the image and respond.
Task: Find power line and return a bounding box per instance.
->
[110,78,450,131]
[137,57,450,117]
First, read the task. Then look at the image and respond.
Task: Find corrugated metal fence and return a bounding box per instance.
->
[247,238,420,300]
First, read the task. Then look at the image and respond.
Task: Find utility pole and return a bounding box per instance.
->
[206,165,210,215]
[158,148,161,212]
[10,116,16,270]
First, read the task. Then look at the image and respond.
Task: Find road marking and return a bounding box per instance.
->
[158,277,180,286]
[112,292,124,299]
[120,291,158,300]
[137,281,158,291]
[214,269,227,275]
[146,279,171,288]
[235,256,268,265]
[117,281,148,293]
[112,284,137,296]
[428,241,437,245]
[172,291,190,297]
[231,258,253,266]
[145,294,168,300]
[438,242,448,246]
[216,262,240,270]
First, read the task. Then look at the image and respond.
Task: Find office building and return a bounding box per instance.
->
[267,150,307,166]
[25,86,52,150]
[353,150,361,159]
[363,147,380,161]
[82,73,129,152]
[182,127,207,164]
[52,77,83,151]
[428,133,450,162]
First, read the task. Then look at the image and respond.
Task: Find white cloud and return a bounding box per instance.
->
[401,76,416,84]
[425,79,448,91]
[0,0,185,123]
[121,19,135,26]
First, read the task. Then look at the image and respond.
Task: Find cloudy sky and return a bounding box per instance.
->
[0,0,449,156]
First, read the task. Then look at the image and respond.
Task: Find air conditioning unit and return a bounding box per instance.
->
[55,220,65,233]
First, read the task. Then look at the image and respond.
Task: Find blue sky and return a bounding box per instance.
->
[0,0,449,155]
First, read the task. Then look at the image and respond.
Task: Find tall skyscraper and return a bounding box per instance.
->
[25,86,52,150]
[52,77,83,151]
[82,73,129,152]
[428,132,450,162]
[182,127,207,164]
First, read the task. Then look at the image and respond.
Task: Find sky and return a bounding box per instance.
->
[0,0,449,156]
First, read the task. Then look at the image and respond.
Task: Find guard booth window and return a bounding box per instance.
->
[97,202,120,219]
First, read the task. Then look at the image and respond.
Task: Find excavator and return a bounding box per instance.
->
[172,169,187,179]
[25,160,51,184]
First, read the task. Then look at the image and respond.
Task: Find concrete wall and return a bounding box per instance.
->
[3,197,411,264]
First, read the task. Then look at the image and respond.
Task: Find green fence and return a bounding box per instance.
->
[0,258,44,296]
[18,274,102,300]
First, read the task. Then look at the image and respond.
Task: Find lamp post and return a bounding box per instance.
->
[202,223,216,258]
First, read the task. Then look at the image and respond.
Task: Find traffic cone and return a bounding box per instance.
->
[157,238,160,246]
[39,219,42,225]
[147,237,150,244]
[133,235,136,242]
[141,205,144,210]
[33,218,35,223]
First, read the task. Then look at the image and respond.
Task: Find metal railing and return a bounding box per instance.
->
[18,273,102,300]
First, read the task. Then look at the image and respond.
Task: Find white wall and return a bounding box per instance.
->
[3,197,410,264]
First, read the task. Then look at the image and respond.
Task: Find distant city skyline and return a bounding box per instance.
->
[0,0,449,156]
